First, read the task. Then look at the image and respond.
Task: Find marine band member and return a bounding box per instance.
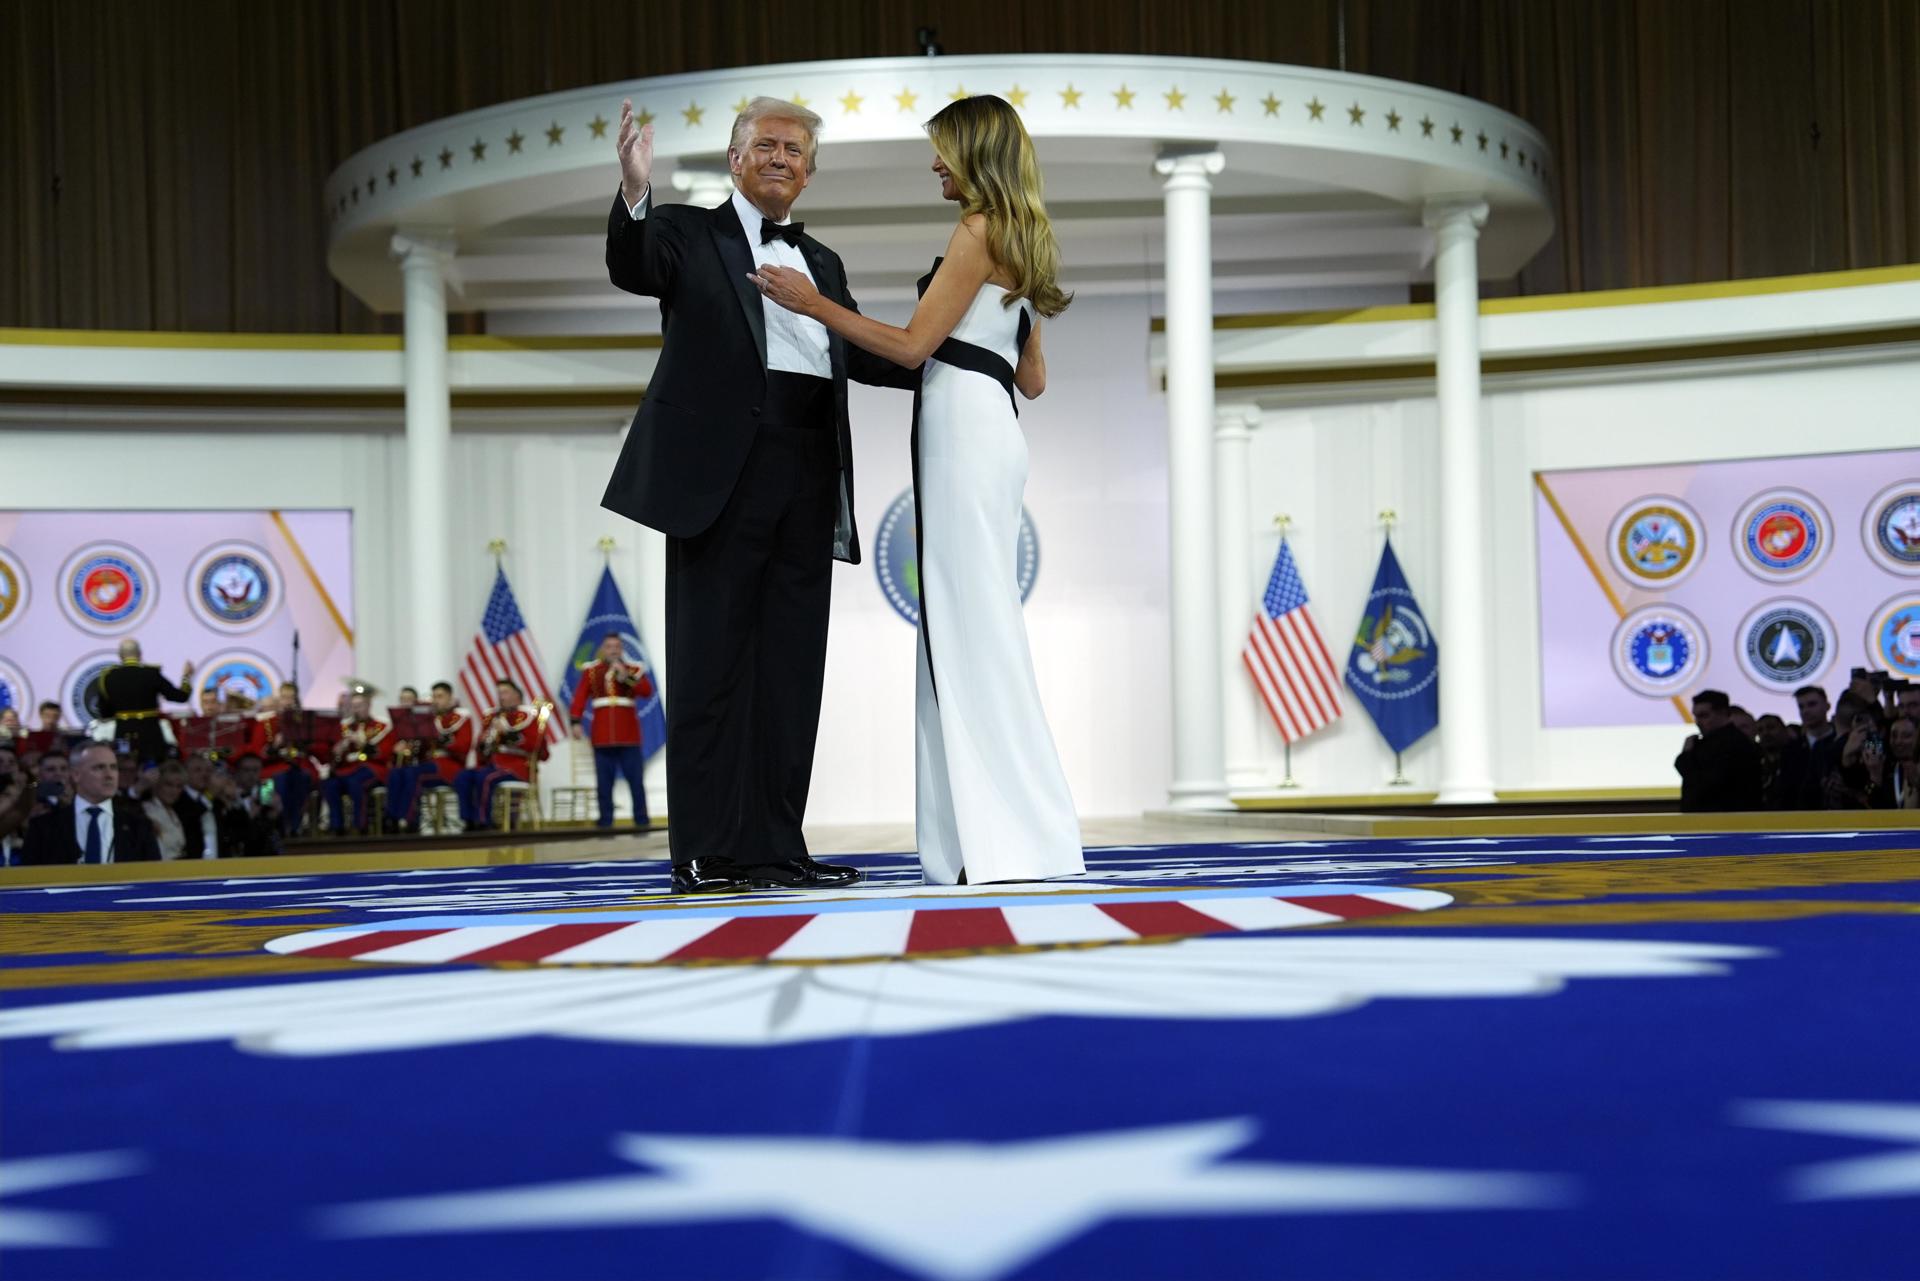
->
[454,678,549,830]
[320,683,392,835]
[256,682,316,833]
[384,682,475,827]
[568,632,656,830]
[93,639,194,766]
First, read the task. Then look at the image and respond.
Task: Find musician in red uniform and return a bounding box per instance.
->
[568,632,656,830]
[256,682,315,833]
[321,684,392,835]
[455,678,549,830]
[384,681,475,826]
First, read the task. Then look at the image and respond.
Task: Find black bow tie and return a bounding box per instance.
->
[760,218,805,247]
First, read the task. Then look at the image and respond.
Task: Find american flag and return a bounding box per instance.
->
[461,568,562,743]
[1242,539,1343,742]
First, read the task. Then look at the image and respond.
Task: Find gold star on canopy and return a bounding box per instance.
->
[506,129,525,153]
[469,138,487,161]
[637,107,655,127]
[1113,84,1136,109]
[410,156,424,177]
[545,121,564,146]
[1516,147,1526,166]
[1449,122,1464,144]
[1499,138,1509,158]
[791,92,810,108]
[1261,92,1281,116]
[1214,88,1235,112]
[1477,130,1489,151]
[840,89,863,113]
[1059,84,1083,108]
[1306,97,1326,120]
[682,102,704,126]
[895,87,918,112]
[733,97,750,115]
[1164,86,1186,110]
[1347,102,1365,125]
[1386,108,1402,131]
[438,147,454,169]
[948,84,967,101]
[350,187,359,205]
[1006,85,1029,108]
[588,114,609,139]
[1419,115,1435,138]
[365,176,377,195]
[386,165,398,187]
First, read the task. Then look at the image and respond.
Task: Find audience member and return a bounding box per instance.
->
[0,705,21,744]
[1727,705,1757,740]
[141,761,195,860]
[221,753,284,856]
[19,742,161,864]
[1676,689,1761,812]
[177,752,220,859]
[1754,714,1810,811]
[1888,717,1919,810]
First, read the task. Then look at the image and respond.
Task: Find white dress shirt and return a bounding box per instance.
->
[626,183,832,378]
[72,796,116,863]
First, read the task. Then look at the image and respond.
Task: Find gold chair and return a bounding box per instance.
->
[547,734,598,826]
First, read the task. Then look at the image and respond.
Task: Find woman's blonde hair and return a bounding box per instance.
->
[925,95,1071,317]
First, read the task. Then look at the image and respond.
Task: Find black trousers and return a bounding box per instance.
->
[664,374,838,868]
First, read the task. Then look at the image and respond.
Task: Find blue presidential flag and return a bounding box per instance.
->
[1344,537,1439,753]
[559,565,665,759]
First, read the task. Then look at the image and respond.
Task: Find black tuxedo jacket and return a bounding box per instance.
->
[95,662,189,716]
[600,189,918,564]
[19,797,162,865]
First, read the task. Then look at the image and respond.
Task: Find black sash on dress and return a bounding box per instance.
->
[909,258,1035,701]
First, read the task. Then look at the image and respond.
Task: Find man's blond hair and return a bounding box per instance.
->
[729,97,823,175]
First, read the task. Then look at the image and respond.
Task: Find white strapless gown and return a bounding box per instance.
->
[912,272,1084,885]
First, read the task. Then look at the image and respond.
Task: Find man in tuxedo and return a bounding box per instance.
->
[1675,689,1762,812]
[20,742,161,865]
[601,96,915,894]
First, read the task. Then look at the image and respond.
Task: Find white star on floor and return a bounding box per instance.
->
[1738,1100,1920,1200]
[0,1151,144,1248]
[320,1119,1569,1281]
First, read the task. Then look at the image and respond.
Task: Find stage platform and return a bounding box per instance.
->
[3,813,1916,1281]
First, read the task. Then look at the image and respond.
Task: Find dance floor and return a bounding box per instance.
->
[3,822,1917,1280]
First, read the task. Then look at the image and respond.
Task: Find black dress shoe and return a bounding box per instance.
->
[670,858,754,894]
[740,857,863,889]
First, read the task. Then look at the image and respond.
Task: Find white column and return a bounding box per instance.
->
[1154,147,1227,810]
[1423,200,1496,804]
[391,231,457,687]
[1216,402,1263,792]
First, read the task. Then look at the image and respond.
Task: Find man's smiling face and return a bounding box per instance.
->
[731,117,813,221]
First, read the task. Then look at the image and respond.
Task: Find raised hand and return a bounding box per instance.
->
[617,97,654,206]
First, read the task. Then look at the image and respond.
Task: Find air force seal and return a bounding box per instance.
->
[1737,600,1833,688]
[0,658,31,722]
[1733,488,1830,582]
[1866,595,1920,678]
[874,488,1039,626]
[187,541,282,630]
[1611,605,1708,697]
[1862,480,1920,576]
[59,542,157,633]
[0,545,27,635]
[1607,497,1702,588]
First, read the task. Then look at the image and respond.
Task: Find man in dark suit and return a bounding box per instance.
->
[1675,689,1762,813]
[94,638,194,766]
[20,742,161,865]
[601,96,914,894]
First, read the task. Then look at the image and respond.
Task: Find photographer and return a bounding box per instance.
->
[1835,704,1894,810]
[218,754,284,856]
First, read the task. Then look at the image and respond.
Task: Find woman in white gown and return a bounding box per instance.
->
[750,94,1084,885]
